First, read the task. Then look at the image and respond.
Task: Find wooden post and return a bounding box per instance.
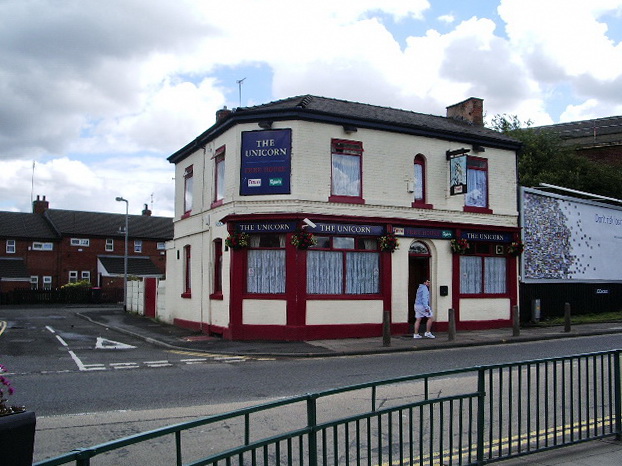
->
[512,305,520,337]
[448,308,456,341]
[383,310,391,347]
[564,302,572,333]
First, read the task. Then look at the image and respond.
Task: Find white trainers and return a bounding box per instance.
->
[413,334,422,339]
[424,332,435,339]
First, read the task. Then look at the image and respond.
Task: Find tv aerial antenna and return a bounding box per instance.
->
[236,77,246,107]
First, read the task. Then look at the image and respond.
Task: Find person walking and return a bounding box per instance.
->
[413,279,435,339]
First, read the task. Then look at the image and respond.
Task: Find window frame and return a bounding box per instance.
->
[245,234,286,296]
[68,271,78,283]
[30,276,38,290]
[212,145,226,208]
[106,238,114,251]
[81,271,91,282]
[134,240,143,253]
[183,165,194,218]
[43,276,52,290]
[32,242,54,251]
[6,239,16,254]
[70,238,90,247]
[412,154,432,208]
[459,243,508,297]
[464,156,492,213]
[329,139,365,204]
[182,245,191,298]
[211,238,223,299]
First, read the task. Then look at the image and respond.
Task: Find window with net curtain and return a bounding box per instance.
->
[247,235,286,294]
[331,140,362,198]
[460,255,506,294]
[214,146,225,202]
[413,154,425,203]
[465,157,488,208]
[307,237,379,295]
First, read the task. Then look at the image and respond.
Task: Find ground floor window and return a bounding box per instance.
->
[460,255,507,295]
[247,234,286,294]
[307,236,379,295]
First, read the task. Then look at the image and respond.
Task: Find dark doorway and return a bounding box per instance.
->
[408,241,430,333]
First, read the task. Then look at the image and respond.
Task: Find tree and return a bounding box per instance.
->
[488,114,622,200]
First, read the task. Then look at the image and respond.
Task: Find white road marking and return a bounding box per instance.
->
[68,351,87,371]
[110,362,140,369]
[95,337,137,350]
[55,335,68,347]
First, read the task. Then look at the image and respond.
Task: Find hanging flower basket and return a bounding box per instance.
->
[225,231,250,250]
[378,233,398,253]
[291,230,316,250]
[507,241,524,256]
[450,238,470,254]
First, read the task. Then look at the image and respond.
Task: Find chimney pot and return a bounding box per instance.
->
[33,194,49,214]
[216,106,232,123]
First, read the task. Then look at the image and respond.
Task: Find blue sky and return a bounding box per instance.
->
[1,0,621,216]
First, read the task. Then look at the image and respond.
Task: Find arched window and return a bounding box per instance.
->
[413,154,431,208]
[409,241,430,255]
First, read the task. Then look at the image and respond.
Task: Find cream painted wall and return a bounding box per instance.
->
[306,300,384,325]
[243,300,287,325]
[459,298,511,321]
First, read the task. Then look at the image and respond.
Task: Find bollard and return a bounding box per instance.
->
[512,305,520,337]
[448,308,456,341]
[564,302,571,333]
[382,310,391,347]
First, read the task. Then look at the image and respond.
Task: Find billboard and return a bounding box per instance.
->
[240,129,291,195]
[521,187,622,283]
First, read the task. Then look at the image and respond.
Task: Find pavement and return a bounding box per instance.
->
[75,306,622,464]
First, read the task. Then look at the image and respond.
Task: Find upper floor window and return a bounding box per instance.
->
[6,240,16,253]
[330,139,364,204]
[134,240,142,253]
[465,156,489,209]
[183,165,193,216]
[106,238,114,251]
[71,238,89,247]
[214,145,225,205]
[157,242,166,250]
[412,154,432,208]
[32,242,54,251]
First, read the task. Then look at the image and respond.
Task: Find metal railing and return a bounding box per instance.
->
[35,350,622,465]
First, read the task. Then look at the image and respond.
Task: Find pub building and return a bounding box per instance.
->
[165,95,522,340]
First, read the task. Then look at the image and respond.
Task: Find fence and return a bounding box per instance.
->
[0,287,123,305]
[34,350,622,465]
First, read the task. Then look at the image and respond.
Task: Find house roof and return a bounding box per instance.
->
[533,115,622,148]
[169,95,521,163]
[44,209,173,240]
[0,211,58,240]
[98,256,164,277]
[0,257,30,279]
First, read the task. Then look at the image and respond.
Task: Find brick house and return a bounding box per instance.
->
[164,95,522,341]
[0,196,173,295]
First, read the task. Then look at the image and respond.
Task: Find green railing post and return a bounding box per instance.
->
[307,394,319,466]
[476,368,486,466]
[615,351,622,440]
[175,431,182,466]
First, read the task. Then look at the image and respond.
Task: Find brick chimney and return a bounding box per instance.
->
[142,203,152,216]
[33,195,49,214]
[216,106,232,123]
[446,97,484,126]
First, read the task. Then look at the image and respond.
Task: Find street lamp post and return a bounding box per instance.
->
[115,197,129,312]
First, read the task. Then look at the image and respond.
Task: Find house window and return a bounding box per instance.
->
[106,239,114,251]
[157,242,166,250]
[413,154,428,206]
[183,165,193,216]
[182,245,191,298]
[214,145,225,205]
[134,240,142,253]
[459,244,507,295]
[32,242,53,251]
[465,156,488,209]
[307,236,379,295]
[81,271,91,283]
[70,238,90,247]
[247,235,286,294]
[30,276,38,290]
[6,240,16,253]
[43,276,52,290]
[69,271,78,283]
[329,139,364,203]
[213,239,223,296]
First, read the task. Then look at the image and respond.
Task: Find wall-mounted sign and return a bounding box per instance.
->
[461,231,513,243]
[449,154,467,195]
[236,221,297,233]
[240,129,291,195]
[394,227,454,239]
[307,223,385,236]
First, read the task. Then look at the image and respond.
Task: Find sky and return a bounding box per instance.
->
[1,0,622,217]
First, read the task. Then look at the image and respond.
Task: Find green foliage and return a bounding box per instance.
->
[488,114,622,200]
[60,280,92,289]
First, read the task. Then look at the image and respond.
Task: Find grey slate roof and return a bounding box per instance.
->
[0,211,58,239]
[44,209,173,240]
[0,257,30,279]
[533,115,622,147]
[98,256,164,277]
[169,95,520,163]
